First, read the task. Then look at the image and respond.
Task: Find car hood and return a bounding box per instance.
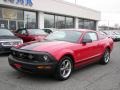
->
[19,41,75,53]
[0,36,21,41]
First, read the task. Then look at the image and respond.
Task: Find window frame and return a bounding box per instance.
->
[82,32,98,42]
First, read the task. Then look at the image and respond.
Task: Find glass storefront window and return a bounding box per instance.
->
[55,15,65,29]
[0,8,2,18]
[66,17,74,28]
[24,11,37,29]
[0,8,38,29]
[44,14,55,28]
[79,19,96,30]
[84,20,90,29]
[79,19,84,29]
[0,20,8,29]
[89,21,96,30]
[44,14,74,29]
[17,10,24,20]
[9,21,16,31]
[3,8,17,20]
[18,21,24,29]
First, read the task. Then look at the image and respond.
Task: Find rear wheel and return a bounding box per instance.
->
[55,56,73,81]
[100,49,110,65]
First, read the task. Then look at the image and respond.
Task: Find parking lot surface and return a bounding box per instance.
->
[0,42,120,90]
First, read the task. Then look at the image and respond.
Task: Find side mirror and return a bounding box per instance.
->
[82,39,92,44]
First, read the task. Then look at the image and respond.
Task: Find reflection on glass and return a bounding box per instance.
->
[66,17,74,28]
[17,10,24,20]
[90,21,96,30]
[44,14,55,28]
[79,19,84,29]
[84,20,90,29]
[79,19,96,30]
[9,21,16,30]
[3,8,17,19]
[24,11,37,29]
[0,20,8,29]
[46,30,82,43]
[44,14,74,29]
[18,21,24,29]
[55,15,65,29]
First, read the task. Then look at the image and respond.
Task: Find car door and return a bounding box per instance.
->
[15,29,29,42]
[88,32,101,60]
[76,32,99,66]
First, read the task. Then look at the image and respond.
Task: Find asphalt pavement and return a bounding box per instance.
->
[0,42,120,90]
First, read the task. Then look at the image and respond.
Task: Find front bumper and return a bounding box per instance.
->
[8,55,58,74]
[0,46,11,54]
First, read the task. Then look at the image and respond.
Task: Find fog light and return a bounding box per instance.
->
[37,66,51,69]
[45,66,51,69]
[37,66,44,69]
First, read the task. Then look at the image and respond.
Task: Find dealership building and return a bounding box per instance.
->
[0,0,101,30]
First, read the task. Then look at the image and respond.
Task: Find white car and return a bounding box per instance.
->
[103,31,120,41]
[113,32,120,41]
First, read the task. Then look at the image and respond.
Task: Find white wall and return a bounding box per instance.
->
[0,0,101,20]
[75,18,79,29]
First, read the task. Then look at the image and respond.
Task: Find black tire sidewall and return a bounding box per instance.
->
[54,56,73,81]
[100,49,110,64]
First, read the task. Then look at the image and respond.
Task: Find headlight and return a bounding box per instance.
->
[37,55,50,63]
[43,55,49,62]
[28,54,50,63]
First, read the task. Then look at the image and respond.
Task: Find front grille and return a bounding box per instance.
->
[11,50,45,63]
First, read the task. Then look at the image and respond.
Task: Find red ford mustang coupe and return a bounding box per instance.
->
[8,29,114,80]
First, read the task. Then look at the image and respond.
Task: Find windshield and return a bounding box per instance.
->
[28,29,48,35]
[45,30,82,43]
[0,29,14,36]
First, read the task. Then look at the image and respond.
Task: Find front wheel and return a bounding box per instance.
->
[54,56,73,81]
[100,49,110,65]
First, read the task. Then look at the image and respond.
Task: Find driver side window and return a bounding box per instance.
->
[83,33,91,40]
[83,32,98,41]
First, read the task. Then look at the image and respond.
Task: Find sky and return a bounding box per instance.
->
[64,0,120,27]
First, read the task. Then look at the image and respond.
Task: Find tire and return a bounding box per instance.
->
[99,49,110,65]
[54,56,73,81]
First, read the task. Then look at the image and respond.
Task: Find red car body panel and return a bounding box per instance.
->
[16,30,114,68]
[15,33,47,43]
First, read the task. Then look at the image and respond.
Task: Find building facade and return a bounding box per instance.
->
[0,0,101,30]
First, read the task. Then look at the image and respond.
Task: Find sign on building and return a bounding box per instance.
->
[3,0,33,6]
